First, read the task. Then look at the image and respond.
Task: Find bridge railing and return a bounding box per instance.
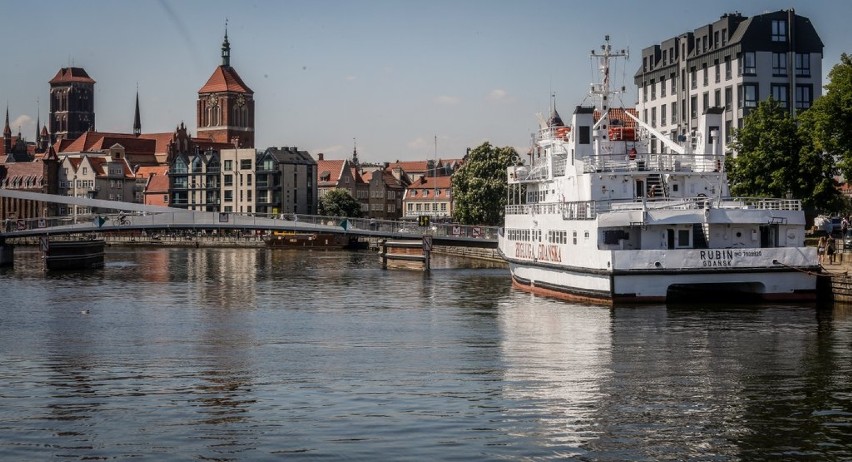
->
[2,212,500,242]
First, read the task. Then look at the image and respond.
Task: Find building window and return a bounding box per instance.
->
[224,174,233,187]
[240,159,252,170]
[224,190,233,202]
[725,56,732,80]
[651,107,657,127]
[642,85,647,102]
[796,84,813,110]
[740,52,756,75]
[651,79,656,100]
[661,104,667,126]
[741,84,758,108]
[703,92,709,113]
[796,53,811,77]
[224,160,232,171]
[703,64,708,87]
[643,109,647,124]
[725,87,733,111]
[772,52,787,76]
[691,67,697,89]
[660,76,666,97]
[671,74,677,94]
[671,102,677,123]
[691,95,698,118]
[714,59,720,83]
[772,19,787,42]
[771,84,789,108]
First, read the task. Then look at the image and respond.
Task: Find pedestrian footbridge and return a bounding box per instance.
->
[0,190,498,248]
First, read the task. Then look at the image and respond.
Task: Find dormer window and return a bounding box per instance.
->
[772,20,787,42]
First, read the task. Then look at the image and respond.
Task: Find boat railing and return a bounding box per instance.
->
[581,152,724,174]
[505,195,802,218]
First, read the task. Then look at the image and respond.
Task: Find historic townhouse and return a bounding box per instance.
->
[362,165,409,220]
[635,9,823,154]
[403,175,453,220]
[58,145,135,215]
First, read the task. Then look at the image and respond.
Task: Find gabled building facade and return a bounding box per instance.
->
[635,9,823,154]
[363,165,408,220]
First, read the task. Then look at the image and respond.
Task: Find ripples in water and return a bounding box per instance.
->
[0,247,850,460]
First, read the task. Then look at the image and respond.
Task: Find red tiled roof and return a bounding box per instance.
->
[146,173,170,194]
[49,67,95,85]
[135,165,168,178]
[317,159,347,185]
[0,160,45,189]
[388,160,430,173]
[408,175,452,189]
[198,66,253,94]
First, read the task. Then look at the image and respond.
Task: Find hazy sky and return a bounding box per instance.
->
[1,0,850,162]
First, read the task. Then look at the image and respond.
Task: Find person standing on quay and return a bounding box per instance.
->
[818,236,826,265]
[827,235,836,264]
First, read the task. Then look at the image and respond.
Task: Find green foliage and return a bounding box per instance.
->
[451,142,519,225]
[805,53,852,186]
[318,188,362,218]
[728,98,840,212]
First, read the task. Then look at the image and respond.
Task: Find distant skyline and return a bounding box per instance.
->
[2,0,851,162]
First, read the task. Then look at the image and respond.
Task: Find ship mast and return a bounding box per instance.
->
[589,35,628,114]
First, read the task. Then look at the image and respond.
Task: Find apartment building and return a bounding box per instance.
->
[635,9,823,154]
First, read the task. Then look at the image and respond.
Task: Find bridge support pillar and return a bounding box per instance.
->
[0,240,13,267]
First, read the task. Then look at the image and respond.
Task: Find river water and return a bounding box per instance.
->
[0,246,850,461]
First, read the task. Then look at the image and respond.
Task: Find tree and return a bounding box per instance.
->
[805,54,852,182]
[727,98,839,211]
[451,142,519,225]
[318,188,362,218]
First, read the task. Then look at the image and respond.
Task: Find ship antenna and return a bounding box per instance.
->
[590,35,629,114]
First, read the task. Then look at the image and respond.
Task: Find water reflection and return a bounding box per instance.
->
[498,296,612,455]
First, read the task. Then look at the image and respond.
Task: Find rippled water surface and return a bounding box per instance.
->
[1,247,850,460]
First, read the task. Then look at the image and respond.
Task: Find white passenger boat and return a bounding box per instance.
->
[497,37,819,304]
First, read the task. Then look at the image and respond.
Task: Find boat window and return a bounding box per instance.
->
[677,229,691,248]
[578,126,591,145]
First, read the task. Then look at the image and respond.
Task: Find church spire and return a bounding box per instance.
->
[351,137,360,167]
[221,20,231,67]
[3,105,11,153]
[133,88,141,137]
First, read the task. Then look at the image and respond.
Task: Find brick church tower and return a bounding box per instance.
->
[197,28,255,148]
[48,67,96,143]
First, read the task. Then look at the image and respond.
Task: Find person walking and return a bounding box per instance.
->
[818,236,826,265]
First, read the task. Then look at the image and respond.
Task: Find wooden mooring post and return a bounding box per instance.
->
[379,236,432,271]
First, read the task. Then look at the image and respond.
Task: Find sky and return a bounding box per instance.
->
[1,0,851,163]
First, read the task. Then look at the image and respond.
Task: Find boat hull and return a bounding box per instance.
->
[42,239,105,271]
[504,255,819,305]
